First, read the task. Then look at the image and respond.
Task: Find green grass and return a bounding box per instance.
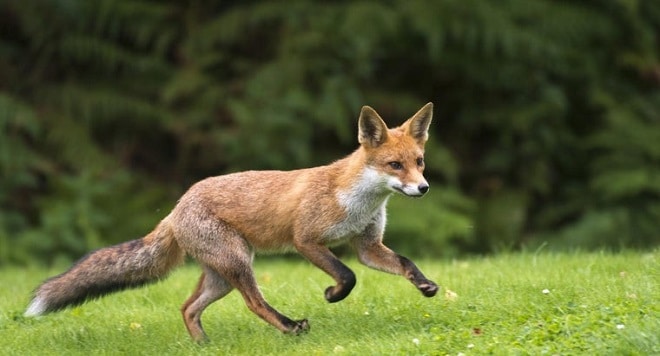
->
[1,252,658,355]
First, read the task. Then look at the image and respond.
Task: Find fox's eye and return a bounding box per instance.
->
[416,157,424,166]
[388,161,403,170]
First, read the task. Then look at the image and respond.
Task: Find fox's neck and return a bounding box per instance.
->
[333,149,392,214]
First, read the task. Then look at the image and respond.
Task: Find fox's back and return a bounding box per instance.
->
[170,166,348,251]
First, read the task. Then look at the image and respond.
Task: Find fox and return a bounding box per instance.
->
[25,102,439,342]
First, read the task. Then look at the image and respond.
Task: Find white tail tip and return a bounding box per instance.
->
[24,297,47,317]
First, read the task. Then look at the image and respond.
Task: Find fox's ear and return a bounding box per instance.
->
[404,102,433,144]
[358,106,389,148]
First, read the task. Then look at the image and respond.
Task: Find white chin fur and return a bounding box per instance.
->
[389,183,423,197]
[24,297,47,317]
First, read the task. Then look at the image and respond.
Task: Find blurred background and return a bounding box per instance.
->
[1,0,658,266]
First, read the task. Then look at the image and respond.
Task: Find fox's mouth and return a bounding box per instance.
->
[392,186,425,198]
[392,186,405,195]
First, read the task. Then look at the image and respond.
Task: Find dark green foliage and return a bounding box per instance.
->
[1,0,658,265]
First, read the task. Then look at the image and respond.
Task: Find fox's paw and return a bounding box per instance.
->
[325,286,343,303]
[418,280,439,297]
[324,283,354,303]
[290,319,310,335]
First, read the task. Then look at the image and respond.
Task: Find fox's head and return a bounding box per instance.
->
[358,103,433,197]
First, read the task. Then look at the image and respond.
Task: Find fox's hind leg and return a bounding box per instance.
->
[224,261,309,335]
[208,236,309,335]
[182,222,309,337]
[181,266,233,343]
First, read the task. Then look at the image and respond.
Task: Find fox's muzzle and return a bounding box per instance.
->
[396,182,429,197]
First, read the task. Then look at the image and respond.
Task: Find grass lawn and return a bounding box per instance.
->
[1,251,658,355]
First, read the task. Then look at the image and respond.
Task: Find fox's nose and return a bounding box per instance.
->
[418,183,429,194]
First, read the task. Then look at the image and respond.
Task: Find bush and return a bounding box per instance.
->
[1,0,658,265]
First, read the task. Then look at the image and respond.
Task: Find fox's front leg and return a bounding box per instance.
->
[354,237,438,297]
[294,241,356,303]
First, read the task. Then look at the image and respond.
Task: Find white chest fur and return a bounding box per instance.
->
[323,167,390,240]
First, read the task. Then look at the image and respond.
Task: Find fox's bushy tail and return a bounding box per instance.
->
[25,220,184,316]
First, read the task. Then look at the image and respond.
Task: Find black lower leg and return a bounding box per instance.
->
[398,255,439,297]
[324,260,356,303]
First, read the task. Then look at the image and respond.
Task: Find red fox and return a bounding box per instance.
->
[25,103,439,342]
